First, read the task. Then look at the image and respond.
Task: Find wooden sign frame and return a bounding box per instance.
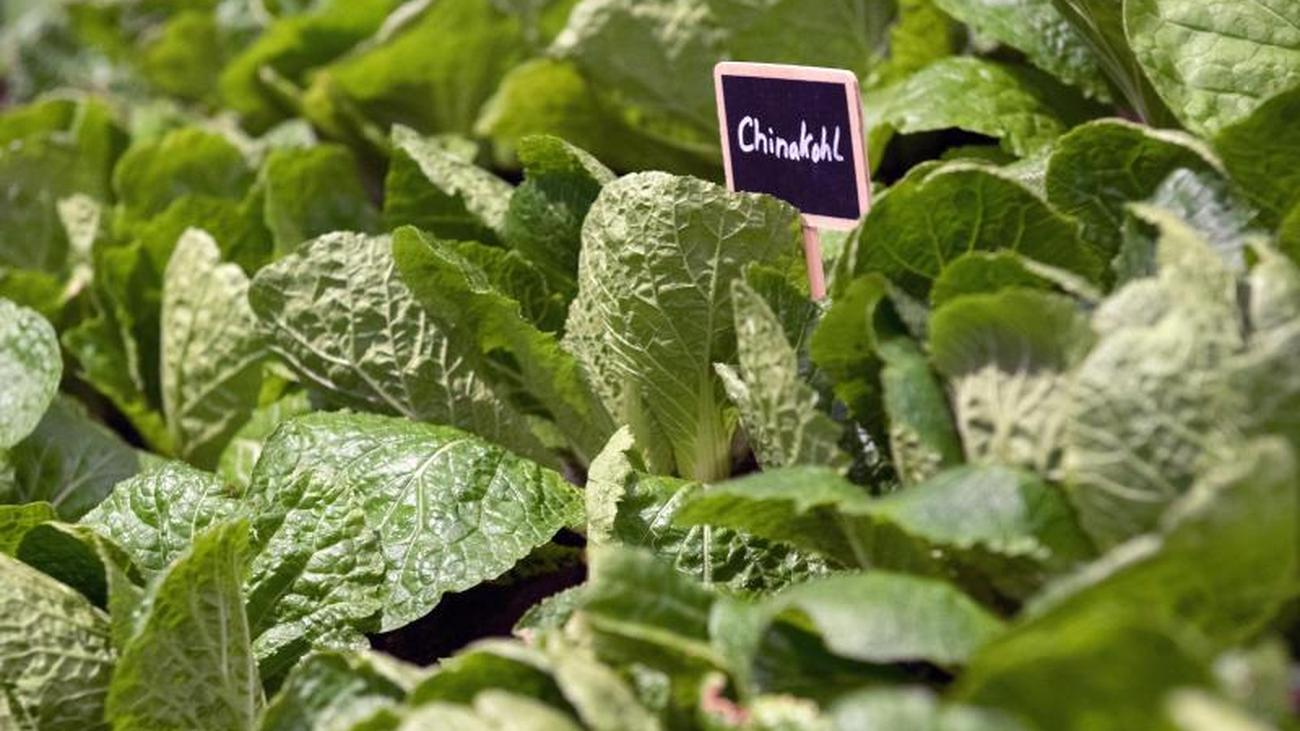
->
[713,61,872,231]
[714,61,871,298]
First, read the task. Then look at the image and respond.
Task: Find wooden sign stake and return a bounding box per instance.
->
[801,225,826,300]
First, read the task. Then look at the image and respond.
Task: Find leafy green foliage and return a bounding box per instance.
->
[1,3,1299,729]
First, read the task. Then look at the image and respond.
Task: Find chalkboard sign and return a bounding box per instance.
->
[714,62,870,230]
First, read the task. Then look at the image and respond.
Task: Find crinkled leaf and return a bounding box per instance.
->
[247,412,582,632]
[0,502,55,555]
[0,552,114,730]
[249,231,549,464]
[565,172,801,481]
[1045,119,1223,261]
[161,229,266,468]
[719,280,847,470]
[383,126,513,244]
[111,127,252,224]
[931,0,1109,100]
[216,391,312,487]
[878,337,964,486]
[107,520,261,731]
[392,227,614,463]
[80,461,242,579]
[930,289,1095,476]
[1124,0,1300,137]
[0,298,60,449]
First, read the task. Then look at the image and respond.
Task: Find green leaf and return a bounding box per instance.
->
[676,465,1090,593]
[584,429,829,593]
[878,337,964,486]
[474,58,720,179]
[1031,438,1298,652]
[0,552,114,730]
[758,572,1005,666]
[216,391,312,487]
[138,10,223,103]
[868,58,1102,159]
[260,144,379,257]
[383,126,513,244]
[111,127,252,225]
[260,650,422,731]
[931,0,1110,100]
[1124,0,1300,137]
[218,0,406,132]
[810,274,889,424]
[391,227,615,463]
[80,461,242,579]
[246,412,583,632]
[411,640,565,708]
[304,0,537,139]
[161,229,266,468]
[1048,0,1176,125]
[929,289,1094,475]
[718,280,847,470]
[4,396,140,520]
[1215,86,1300,226]
[14,521,135,610]
[503,135,614,293]
[0,298,60,449]
[450,239,570,333]
[1063,212,1244,547]
[107,520,261,731]
[955,615,1211,731]
[0,502,55,555]
[564,172,801,481]
[877,0,961,85]
[248,231,549,464]
[931,251,1069,307]
[1045,119,1223,262]
[848,164,1103,298]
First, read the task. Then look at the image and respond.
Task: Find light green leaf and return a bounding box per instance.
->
[719,280,846,470]
[0,501,55,555]
[930,289,1094,476]
[260,650,423,731]
[1168,691,1278,731]
[0,299,59,449]
[759,571,1005,666]
[449,240,569,333]
[931,251,1098,307]
[216,391,312,487]
[139,10,223,103]
[869,57,1101,159]
[1215,86,1300,225]
[878,337,964,486]
[848,164,1103,297]
[471,691,585,731]
[877,0,961,86]
[218,0,406,132]
[503,134,614,293]
[1124,0,1300,136]
[391,227,615,463]
[247,412,583,632]
[260,144,379,256]
[1032,438,1298,652]
[107,521,261,731]
[248,231,549,464]
[564,172,801,481]
[112,127,252,224]
[161,229,266,468]
[543,639,661,731]
[0,552,114,730]
[931,0,1110,100]
[304,0,537,140]
[1063,212,1244,547]
[1045,119,1223,262]
[410,640,565,708]
[810,274,889,424]
[383,125,513,244]
[80,461,241,579]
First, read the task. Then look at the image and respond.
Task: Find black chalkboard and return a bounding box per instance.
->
[714,63,870,229]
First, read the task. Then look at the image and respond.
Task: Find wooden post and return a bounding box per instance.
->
[802,224,826,300]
